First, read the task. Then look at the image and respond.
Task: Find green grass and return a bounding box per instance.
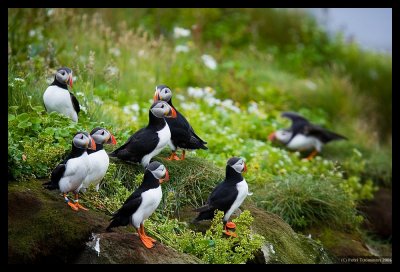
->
[8,8,391,262]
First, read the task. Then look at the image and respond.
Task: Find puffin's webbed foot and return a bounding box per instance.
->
[166,152,180,161]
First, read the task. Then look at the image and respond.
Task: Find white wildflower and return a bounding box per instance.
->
[176,94,185,101]
[131,115,138,122]
[138,50,146,57]
[305,80,317,91]
[29,30,36,37]
[47,9,54,16]
[80,105,87,114]
[247,101,259,114]
[72,76,77,82]
[187,87,205,98]
[175,45,189,53]
[93,96,103,105]
[307,234,312,239]
[105,66,119,76]
[14,77,25,82]
[109,47,121,57]
[173,27,191,38]
[201,54,217,70]
[76,92,85,97]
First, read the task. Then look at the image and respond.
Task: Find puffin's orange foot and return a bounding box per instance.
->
[67,201,79,211]
[166,154,180,161]
[306,150,318,161]
[144,235,156,243]
[140,236,155,248]
[74,202,89,211]
[223,230,238,238]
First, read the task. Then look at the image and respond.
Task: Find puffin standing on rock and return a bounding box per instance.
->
[268,112,347,160]
[109,101,177,168]
[153,85,207,161]
[193,157,249,237]
[43,132,96,211]
[43,67,80,122]
[80,127,117,193]
[106,161,169,249]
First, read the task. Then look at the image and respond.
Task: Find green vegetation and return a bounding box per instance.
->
[8,8,391,263]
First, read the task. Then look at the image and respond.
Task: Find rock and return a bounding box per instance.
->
[75,231,202,264]
[305,227,374,259]
[358,187,392,240]
[179,200,332,264]
[8,180,203,264]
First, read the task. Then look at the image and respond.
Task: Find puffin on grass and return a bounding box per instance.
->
[268,112,347,160]
[193,157,249,237]
[153,85,207,161]
[106,161,169,249]
[43,131,96,211]
[80,127,117,193]
[43,67,80,122]
[109,101,177,168]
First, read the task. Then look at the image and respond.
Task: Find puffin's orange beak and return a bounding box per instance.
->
[68,74,73,88]
[89,136,96,150]
[108,134,117,145]
[169,107,177,118]
[160,170,169,184]
[268,132,276,141]
[153,90,160,102]
[243,163,247,173]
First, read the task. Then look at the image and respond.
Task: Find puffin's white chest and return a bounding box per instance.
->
[43,86,78,122]
[131,186,162,228]
[82,149,110,189]
[141,123,171,167]
[224,179,249,222]
[59,152,90,193]
[286,134,321,151]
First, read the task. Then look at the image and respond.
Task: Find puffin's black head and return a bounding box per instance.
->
[55,67,73,88]
[153,85,172,103]
[90,127,117,145]
[150,101,177,119]
[72,131,96,150]
[227,157,247,173]
[146,161,169,184]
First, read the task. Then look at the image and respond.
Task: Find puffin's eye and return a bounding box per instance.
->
[80,135,84,139]
[101,131,105,135]
[161,104,164,108]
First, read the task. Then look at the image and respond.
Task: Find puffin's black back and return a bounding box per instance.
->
[165,99,207,150]
[106,169,160,230]
[193,161,243,222]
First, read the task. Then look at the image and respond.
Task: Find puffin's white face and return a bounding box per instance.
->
[55,68,73,87]
[91,128,117,145]
[147,162,169,183]
[154,85,172,102]
[230,158,247,173]
[275,129,293,144]
[150,101,177,119]
[72,132,96,150]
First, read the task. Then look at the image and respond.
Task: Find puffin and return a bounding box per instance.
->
[43,131,96,211]
[153,85,207,161]
[109,101,177,168]
[106,161,169,249]
[79,127,117,193]
[43,67,80,122]
[193,157,248,237]
[268,112,347,160]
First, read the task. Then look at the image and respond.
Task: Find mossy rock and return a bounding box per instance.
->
[8,179,203,264]
[178,200,332,264]
[305,226,375,260]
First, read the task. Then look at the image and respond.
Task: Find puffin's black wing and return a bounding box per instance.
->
[281,112,311,140]
[193,182,237,221]
[43,163,66,190]
[109,128,159,162]
[106,190,143,230]
[167,109,207,149]
[69,92,80,114]
[304,124,348,143]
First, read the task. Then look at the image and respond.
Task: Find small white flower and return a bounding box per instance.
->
[173,27,191,38]
[80,105,87,114]
[307,234,312,239]
[47,9,54,16]
[131,115,138,122]
[28,95,32,100]
[93,96,103,105]
[305,80,317,91]
[175,45,189,53]
[138,50,146,57]
[72,76,77,82]
[109,47,121,57]
[105,66,119,76]
[201,54,217,70]
[76,92,85,97]
[14,77,24,82]
[29,30,36,37]
[176,94,185,101]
